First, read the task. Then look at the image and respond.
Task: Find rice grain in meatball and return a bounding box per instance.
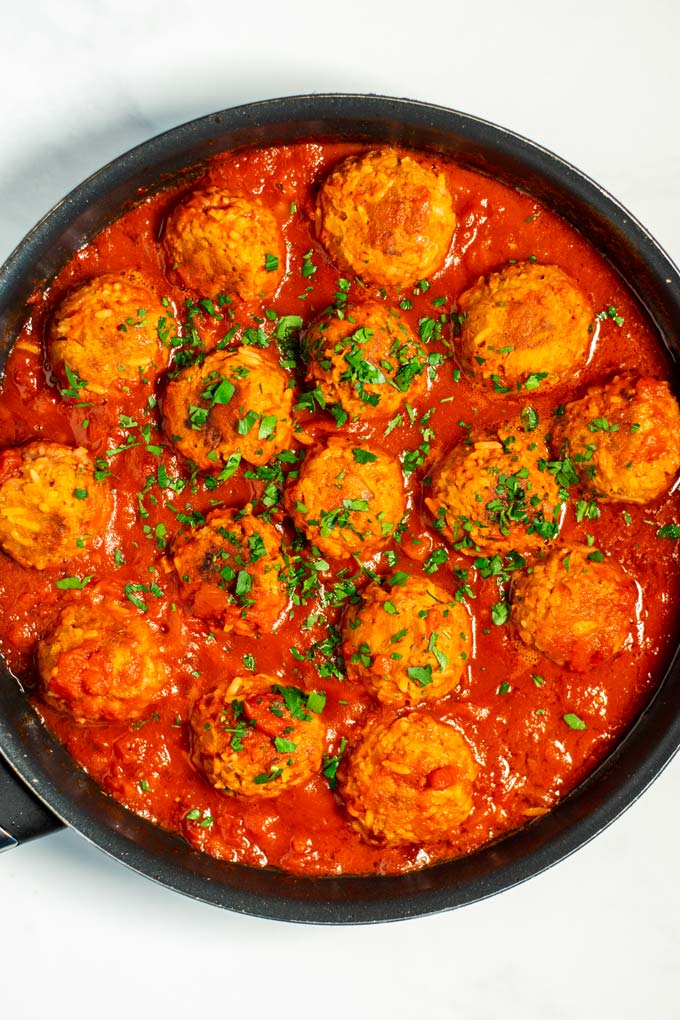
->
[190,674,325,798]
[342,576,472,705]
[425,428,562,557]
[303,301,428,419]
[164,187,285,301]
[458,262,593,393]
[512,545,637,672]
[339,713,477,846]
[172,506,287,635]
[286,438,406,560]
[316,149,455,288]
[552,374,680,504]
[0,442,111,570]
[38,597,171,722]
[48,273,169,400]
[163,346,295,470]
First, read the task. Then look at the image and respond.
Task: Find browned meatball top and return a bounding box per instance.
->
[48,273,169,400]
[552,374,680,504]
[164,188,285,301]
[458,262,593,393]
[287,437,407,560]
[163,346,295,470]
[340,713,477,846]
[303,301,429,419]
[0,442,111,570]
[189,674,325,798]
[38,595,172,723]
[316,149,455,287]
[425,426,562,557]
[342,576,472,706]
[172,506,288,636]
[512,545,637,672]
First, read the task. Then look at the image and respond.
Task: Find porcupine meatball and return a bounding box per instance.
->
[163,346,295,470]
[303,301,428,419]
[37,597,171,722]
[552,374,680,504]
[172,506,287,636]
[512,545,637,672]
[48,273,169,400]
[458,262,593,392]
[425,429,561,557]
[0,442,111,570]
[316,148,455,287]
[339,713,477,846]
[287,437,407,560]
[342,576,472,705]
[163,187,285,301]
[189,674,324,798]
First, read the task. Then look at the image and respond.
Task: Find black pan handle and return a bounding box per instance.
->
[0,753,64,849]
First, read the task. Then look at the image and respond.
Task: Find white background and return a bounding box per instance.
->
[2,1,680,1017]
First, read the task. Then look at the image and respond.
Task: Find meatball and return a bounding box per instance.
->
[172,506,287,636]
[425,428,561,557]
[163,346,295,470]
[37,598,171,722]
[552,374,680,504]
[286,438,406,560]
[342,576,472,705]
[163,187,285,301]
[48,273,169,400]
[512,545,637,672]
[303,301,428,419]
[189,674,325,798]
[458,262,593,392]
[316,149,455,288]
[339,713,477,846]
[0,442,111,570]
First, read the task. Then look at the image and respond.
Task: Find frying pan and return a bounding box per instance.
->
[1,94,679,923]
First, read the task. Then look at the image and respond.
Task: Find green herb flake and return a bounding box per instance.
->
[352,448,378,465]
[322,736,348,789]
[253,768,283,785]
[274,737,297,754]
[237,410,259,435]
[563,712,587,731]
[55,575,93,591]
[307,690,327,714]
[521,406,539,432]
[407,664,433,687]
[491,600,510,626]
[258,415,278,441]
[524,372,549,391]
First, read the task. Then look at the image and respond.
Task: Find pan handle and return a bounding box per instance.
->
[0,753,64,850]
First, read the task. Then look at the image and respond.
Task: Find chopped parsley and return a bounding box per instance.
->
[563,713,587,731]
[55,575,93,591]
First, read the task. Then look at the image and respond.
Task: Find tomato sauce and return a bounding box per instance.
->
[1,141,679,876]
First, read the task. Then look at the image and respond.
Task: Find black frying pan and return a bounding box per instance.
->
[1,94,679,923]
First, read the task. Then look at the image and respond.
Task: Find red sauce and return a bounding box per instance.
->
[1,141,679,877]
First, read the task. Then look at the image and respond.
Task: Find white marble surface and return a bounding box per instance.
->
[2,1,680,1016]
